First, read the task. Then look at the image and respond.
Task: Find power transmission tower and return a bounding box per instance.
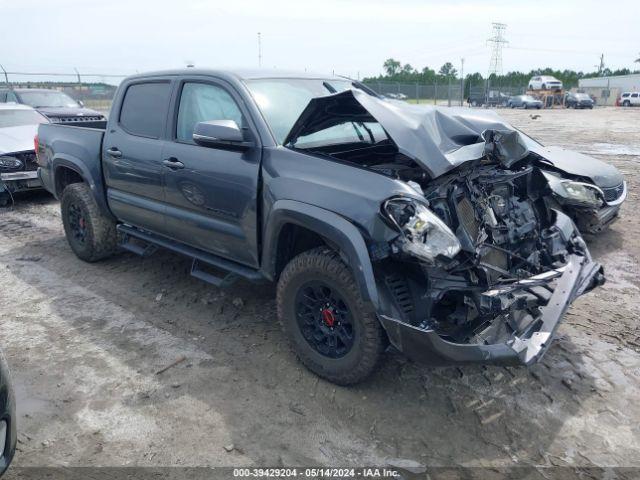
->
[487,22,508,76]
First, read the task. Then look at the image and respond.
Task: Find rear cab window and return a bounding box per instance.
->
[119,82,172,138]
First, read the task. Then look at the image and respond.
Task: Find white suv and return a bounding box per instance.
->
[528,75,563,91]
[620,92,640,107]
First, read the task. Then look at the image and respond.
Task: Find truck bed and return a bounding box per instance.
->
[37,123,106,201]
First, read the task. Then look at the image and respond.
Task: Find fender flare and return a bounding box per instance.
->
[52,155,114,220]
[262,199,380,310]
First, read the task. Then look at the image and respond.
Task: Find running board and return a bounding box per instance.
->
[117,224,264,286]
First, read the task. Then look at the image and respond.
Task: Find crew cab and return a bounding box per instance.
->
[37,69,604,385]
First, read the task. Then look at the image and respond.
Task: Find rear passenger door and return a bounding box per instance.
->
[161,78,262,267]
[103,79,173,235]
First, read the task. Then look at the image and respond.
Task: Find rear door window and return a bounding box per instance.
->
[119,82,171,138]
[632,93,639,98]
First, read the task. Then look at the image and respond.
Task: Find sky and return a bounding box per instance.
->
[1,0,638,84]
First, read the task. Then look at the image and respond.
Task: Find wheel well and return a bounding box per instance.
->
[55,166,84,197]
[274,224,328,279]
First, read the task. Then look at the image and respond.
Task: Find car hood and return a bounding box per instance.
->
[0,124,39,155]
[284,89,520,178]
[36,106,103,118]
[530,145,623,188]
[284,89,623,184]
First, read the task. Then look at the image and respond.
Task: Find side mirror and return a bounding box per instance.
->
[193,120,253,150]
[78,100,85,107]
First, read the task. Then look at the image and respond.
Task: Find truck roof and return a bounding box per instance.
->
[125,68,348,82]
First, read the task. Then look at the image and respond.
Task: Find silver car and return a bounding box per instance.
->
[0,104,48,206]
[508,94,543,109]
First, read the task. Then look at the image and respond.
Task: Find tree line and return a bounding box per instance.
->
[362,57,640,90]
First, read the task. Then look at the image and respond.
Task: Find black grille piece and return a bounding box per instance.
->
[15,152,38,171]
[385,274,414,315]
[602,183,624,203]
[53,116,104,123]
[456,197,479,240]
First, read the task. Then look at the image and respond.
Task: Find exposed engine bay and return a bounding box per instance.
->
[366,132,601,353]
[286,89,604,363]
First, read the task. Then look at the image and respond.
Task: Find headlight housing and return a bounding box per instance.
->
[0,156,23,171]
[383,197,461,264]
[558,180,603,207]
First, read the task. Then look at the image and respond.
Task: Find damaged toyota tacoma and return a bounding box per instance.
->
[36,70,605,384]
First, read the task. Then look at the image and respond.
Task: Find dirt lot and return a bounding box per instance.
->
[1,107,639,472]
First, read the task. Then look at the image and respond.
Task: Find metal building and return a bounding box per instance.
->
[578,74,640,105]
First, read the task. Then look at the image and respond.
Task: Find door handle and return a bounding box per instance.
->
[106,147,122,158]
[162,157,185,170]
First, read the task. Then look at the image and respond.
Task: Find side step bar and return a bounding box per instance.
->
[117,224,264,287]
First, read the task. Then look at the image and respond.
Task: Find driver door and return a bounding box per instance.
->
[161,79,262,267]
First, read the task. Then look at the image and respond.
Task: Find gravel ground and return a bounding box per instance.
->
[0,107,639,473]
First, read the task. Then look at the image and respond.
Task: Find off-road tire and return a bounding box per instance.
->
[277,247,385,385]
[61,183,117,262]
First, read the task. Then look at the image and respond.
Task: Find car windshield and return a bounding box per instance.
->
[19,90,80,108]
[245,78,361,144]
[0,109,48,128]
[575,93,590,99]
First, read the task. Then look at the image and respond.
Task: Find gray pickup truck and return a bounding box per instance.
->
[37,69,605,385]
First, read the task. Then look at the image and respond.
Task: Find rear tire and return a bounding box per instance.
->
[61,183,117,262]
[277,247,385,385]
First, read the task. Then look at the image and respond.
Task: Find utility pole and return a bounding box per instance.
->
[460,58,465,106]
[487,22,508,92]
[596,53,605,76]
[257,32,262,68]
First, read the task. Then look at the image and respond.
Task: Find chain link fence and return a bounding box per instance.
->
[364,81,465,105]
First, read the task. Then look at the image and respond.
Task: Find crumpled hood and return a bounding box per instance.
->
[284,89,525,178]
[0,124,38,155]
[36,106,104,119]
[528,145,623,188]
[284,89,623,183]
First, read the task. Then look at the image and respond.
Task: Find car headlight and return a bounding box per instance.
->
[559,180,603,207]
[0,156,23,171]
[383,197,461,264]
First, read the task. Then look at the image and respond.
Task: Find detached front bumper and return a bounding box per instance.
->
[379,252,604,366]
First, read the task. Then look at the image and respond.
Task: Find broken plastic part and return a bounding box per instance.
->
[384,198,461,264]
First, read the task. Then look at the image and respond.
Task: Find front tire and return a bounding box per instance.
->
[61,183,117,262]
[277,247,385,385]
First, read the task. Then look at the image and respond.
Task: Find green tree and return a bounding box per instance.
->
[438,62,457,79]
[383,58,401,76]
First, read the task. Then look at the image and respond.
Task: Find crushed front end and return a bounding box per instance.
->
[372,132,604,366]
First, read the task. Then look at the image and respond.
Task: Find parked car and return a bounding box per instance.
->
[467,89,509,107]
[37,69,604,385]
[565,92,594,109]
[0,104,49,206]
[0,88,106,127]
[528,75,563,91]
[619,92,640,107]
[523,139,626,233]
[0,348,17,475]
[507,94,543,109]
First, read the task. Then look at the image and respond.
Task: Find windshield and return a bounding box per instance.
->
[19,90,80,108]
[245,78,356,144]
[0,109,48,128]
[575,93,590,99]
